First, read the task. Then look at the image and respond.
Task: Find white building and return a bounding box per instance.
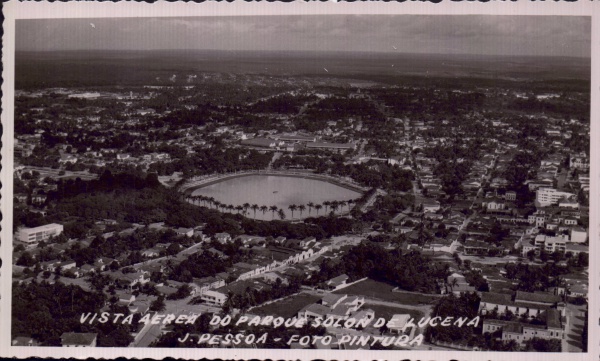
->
[422,200,441,213]
[536,188,575,207]
[570,227,588,243]
[200,289,227,306]
[569,154,589,170]
[15,223,63,244]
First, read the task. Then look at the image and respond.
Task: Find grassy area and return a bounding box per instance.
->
[363,304,424,322]
[251,293,321,318]
[334,279,439,306]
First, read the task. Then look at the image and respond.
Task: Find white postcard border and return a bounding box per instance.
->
[1,1,598,360]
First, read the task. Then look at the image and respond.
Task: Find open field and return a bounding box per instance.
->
[250,293,321,318]
[334,279,440,306]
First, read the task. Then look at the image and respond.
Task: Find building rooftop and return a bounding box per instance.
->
[515,291,560,305]
[60,332,97,346]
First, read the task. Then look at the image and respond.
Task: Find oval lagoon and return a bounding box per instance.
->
[191,175,361,220]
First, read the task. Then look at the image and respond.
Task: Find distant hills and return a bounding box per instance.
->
[15,49,590,89]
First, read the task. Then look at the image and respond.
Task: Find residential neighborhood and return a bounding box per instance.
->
[10,15,589,354]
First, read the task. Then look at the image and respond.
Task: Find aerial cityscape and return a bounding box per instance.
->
[11,15,590,352]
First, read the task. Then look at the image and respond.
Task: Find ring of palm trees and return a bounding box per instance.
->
[185,194,359,220]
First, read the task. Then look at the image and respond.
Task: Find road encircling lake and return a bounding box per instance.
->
[191,175,362,220]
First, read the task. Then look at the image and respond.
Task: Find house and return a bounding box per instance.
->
[505,191,517,201]
[60,332,97,347]
[94,257,115,271]
[421,199,441,213]
[59,260,77,271]
[200,289,228,306]
[387,314,414,335]
[446,272,476,295]
[500,310,564,345]
[215,233,232,244]
[175,227,194,237]
[12,336,40,346]
[482,199,505,211]
[260,272,288,285]
[192,276,226,295]
[325,274,349,291]
[569,284,588,299]
[479,291,559,318]
[80,264,95,274]
[298,304,331,320]
[462,241,492,256]
[141,248,161,258]
[570,227,587,243]
[107,271,149,290]
[58,154,78,164]
[514,291,560,306]
[482,319,511,334]
[565,243,588,257]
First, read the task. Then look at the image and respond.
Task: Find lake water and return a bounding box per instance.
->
[191,175,361,220]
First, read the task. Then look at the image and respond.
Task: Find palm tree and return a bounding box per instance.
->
[208,197,216,209]
[288,204,297,218]
[340,200,347,211]
[323,201,331,213]
[214,200,222,211]
[243,203,250,214]
[278,209,286,220]
[251,204,259,219]
[298,204,306,217]
[270,205,278,219]
[260,205,268,217]
[222,291,236,315]
[331,201,339,214]
[307,202,314,215]
[227,204,235,213]
[315,204,323,215]
[347,199,355,211]
[235,205,244,214]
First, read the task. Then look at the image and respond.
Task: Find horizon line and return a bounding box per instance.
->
[15,48,592,60]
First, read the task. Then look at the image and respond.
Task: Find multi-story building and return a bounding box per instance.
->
[15,223,63,245]
[569,154,589,170]
[500,309,564,345]
[534,235,567,253]
[536,188,575,207]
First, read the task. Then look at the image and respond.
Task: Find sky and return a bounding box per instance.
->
[16,15,591,57]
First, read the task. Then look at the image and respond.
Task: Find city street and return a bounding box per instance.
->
[562,303,587,352]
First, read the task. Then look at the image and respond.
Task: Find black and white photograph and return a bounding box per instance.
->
[1,3,596,360]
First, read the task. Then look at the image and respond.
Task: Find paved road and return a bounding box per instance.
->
[23,166,98,180]
[133,296,221,347]
[562,303,586,352]
[360,189,386,212]
[458,254,521,266]
[132,241,204,268]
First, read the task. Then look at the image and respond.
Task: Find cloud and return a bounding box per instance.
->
[16,15,591,57]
